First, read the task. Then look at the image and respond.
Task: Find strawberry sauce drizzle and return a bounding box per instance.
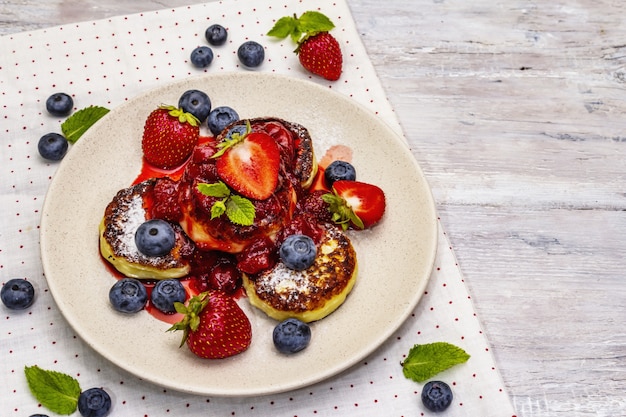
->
[104,131,352,324]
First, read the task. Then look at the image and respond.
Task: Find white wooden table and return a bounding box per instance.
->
[2,1,624,416]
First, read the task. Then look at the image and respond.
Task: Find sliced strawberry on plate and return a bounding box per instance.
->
[141,105,200,169]
[323,180,386,230]
[169,291,252,359]
[213,129,280,200]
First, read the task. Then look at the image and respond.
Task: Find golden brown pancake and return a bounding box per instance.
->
[242,225,358,323]
[99,179,194,279]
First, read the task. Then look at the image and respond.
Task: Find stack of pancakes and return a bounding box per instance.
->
[99,117,357,322]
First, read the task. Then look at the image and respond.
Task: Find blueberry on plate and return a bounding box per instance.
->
[1,278,35,310]
[207,106,239,136]
[29,414,49,417]
[237,41,265,68]
[421,380,453,412]
[46,92,73,116]
[324,160,357,188]
[273,318,312,354]
[150,279,186,313]
[38,132,69,161]
[78,387,112,417]
[279,234,317,271]
[205,24,228,46]
[109,278,148,313]
[134,219,176,257]
[190,46,214,68]
[178,89,211,123]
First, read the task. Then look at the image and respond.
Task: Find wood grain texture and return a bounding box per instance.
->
[1,1,624,416]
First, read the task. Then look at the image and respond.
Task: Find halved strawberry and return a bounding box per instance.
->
[141,105,200,169]
[214,130,280,200]
[322,180,386,230]
[169,291,252,359]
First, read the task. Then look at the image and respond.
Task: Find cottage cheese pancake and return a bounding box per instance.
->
[242,225,358,323]
[99,179,194,279]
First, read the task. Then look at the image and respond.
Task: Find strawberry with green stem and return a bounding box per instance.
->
[169,291,252,359]
[141,105,200,169]
[268,11,343,81]
[323,180,386,230]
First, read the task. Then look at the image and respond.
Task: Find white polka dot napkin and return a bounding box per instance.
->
[0,0,517,415]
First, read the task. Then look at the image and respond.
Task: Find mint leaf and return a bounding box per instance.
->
[24,365,81,415]
[61,105,109,143]
[198,181,231,198]
[401,342,470,383]
[197,182,255,225]
[225,195,256,226]
[211,200,226,219]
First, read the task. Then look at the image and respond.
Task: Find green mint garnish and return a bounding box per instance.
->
[225,195,256,225]
[24,365,81,415]
[197,181,255,226]
[401,342,470,383]
[268,11,335,44]
[61,105,110,143]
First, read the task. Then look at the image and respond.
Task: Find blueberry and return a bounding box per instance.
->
[279,234,317,271]
[1,278,35,310]
[324,160,356,188]
[29,414,49,417]
[109,278,148,313]
[207,106,239,136]
[78,387,112,417]
[237,41,265,68]
[273,318,312,354]
[421,380,453,412]
[46,92,73,116]
[178,89,211,123]
[225,124,248,139]
[134,219,176,257]
[190,46,214,68]
[205,24,228,46]
[150,279,186,313]
[38,133,69,161]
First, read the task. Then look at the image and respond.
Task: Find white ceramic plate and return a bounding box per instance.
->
[40,73,437,397]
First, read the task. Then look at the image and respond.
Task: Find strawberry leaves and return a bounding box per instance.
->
[323,180,386,230]
[168,292,210,347]
[197,181,256,226]
[268,11,335,44]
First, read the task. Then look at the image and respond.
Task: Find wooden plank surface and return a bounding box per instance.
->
[2,1,624,415]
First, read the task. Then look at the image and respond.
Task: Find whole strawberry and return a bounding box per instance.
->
[297,32,342,81]
[169,291,252,359]
[268,11,343,81]
[142,105,200,169]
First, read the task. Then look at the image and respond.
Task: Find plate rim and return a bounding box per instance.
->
[40,72,438,396]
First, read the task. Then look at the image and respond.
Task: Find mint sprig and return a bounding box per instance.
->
[61,105,110,143]
[197,181,256,226]
[401,342,470,383]
[24,365,81,415]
